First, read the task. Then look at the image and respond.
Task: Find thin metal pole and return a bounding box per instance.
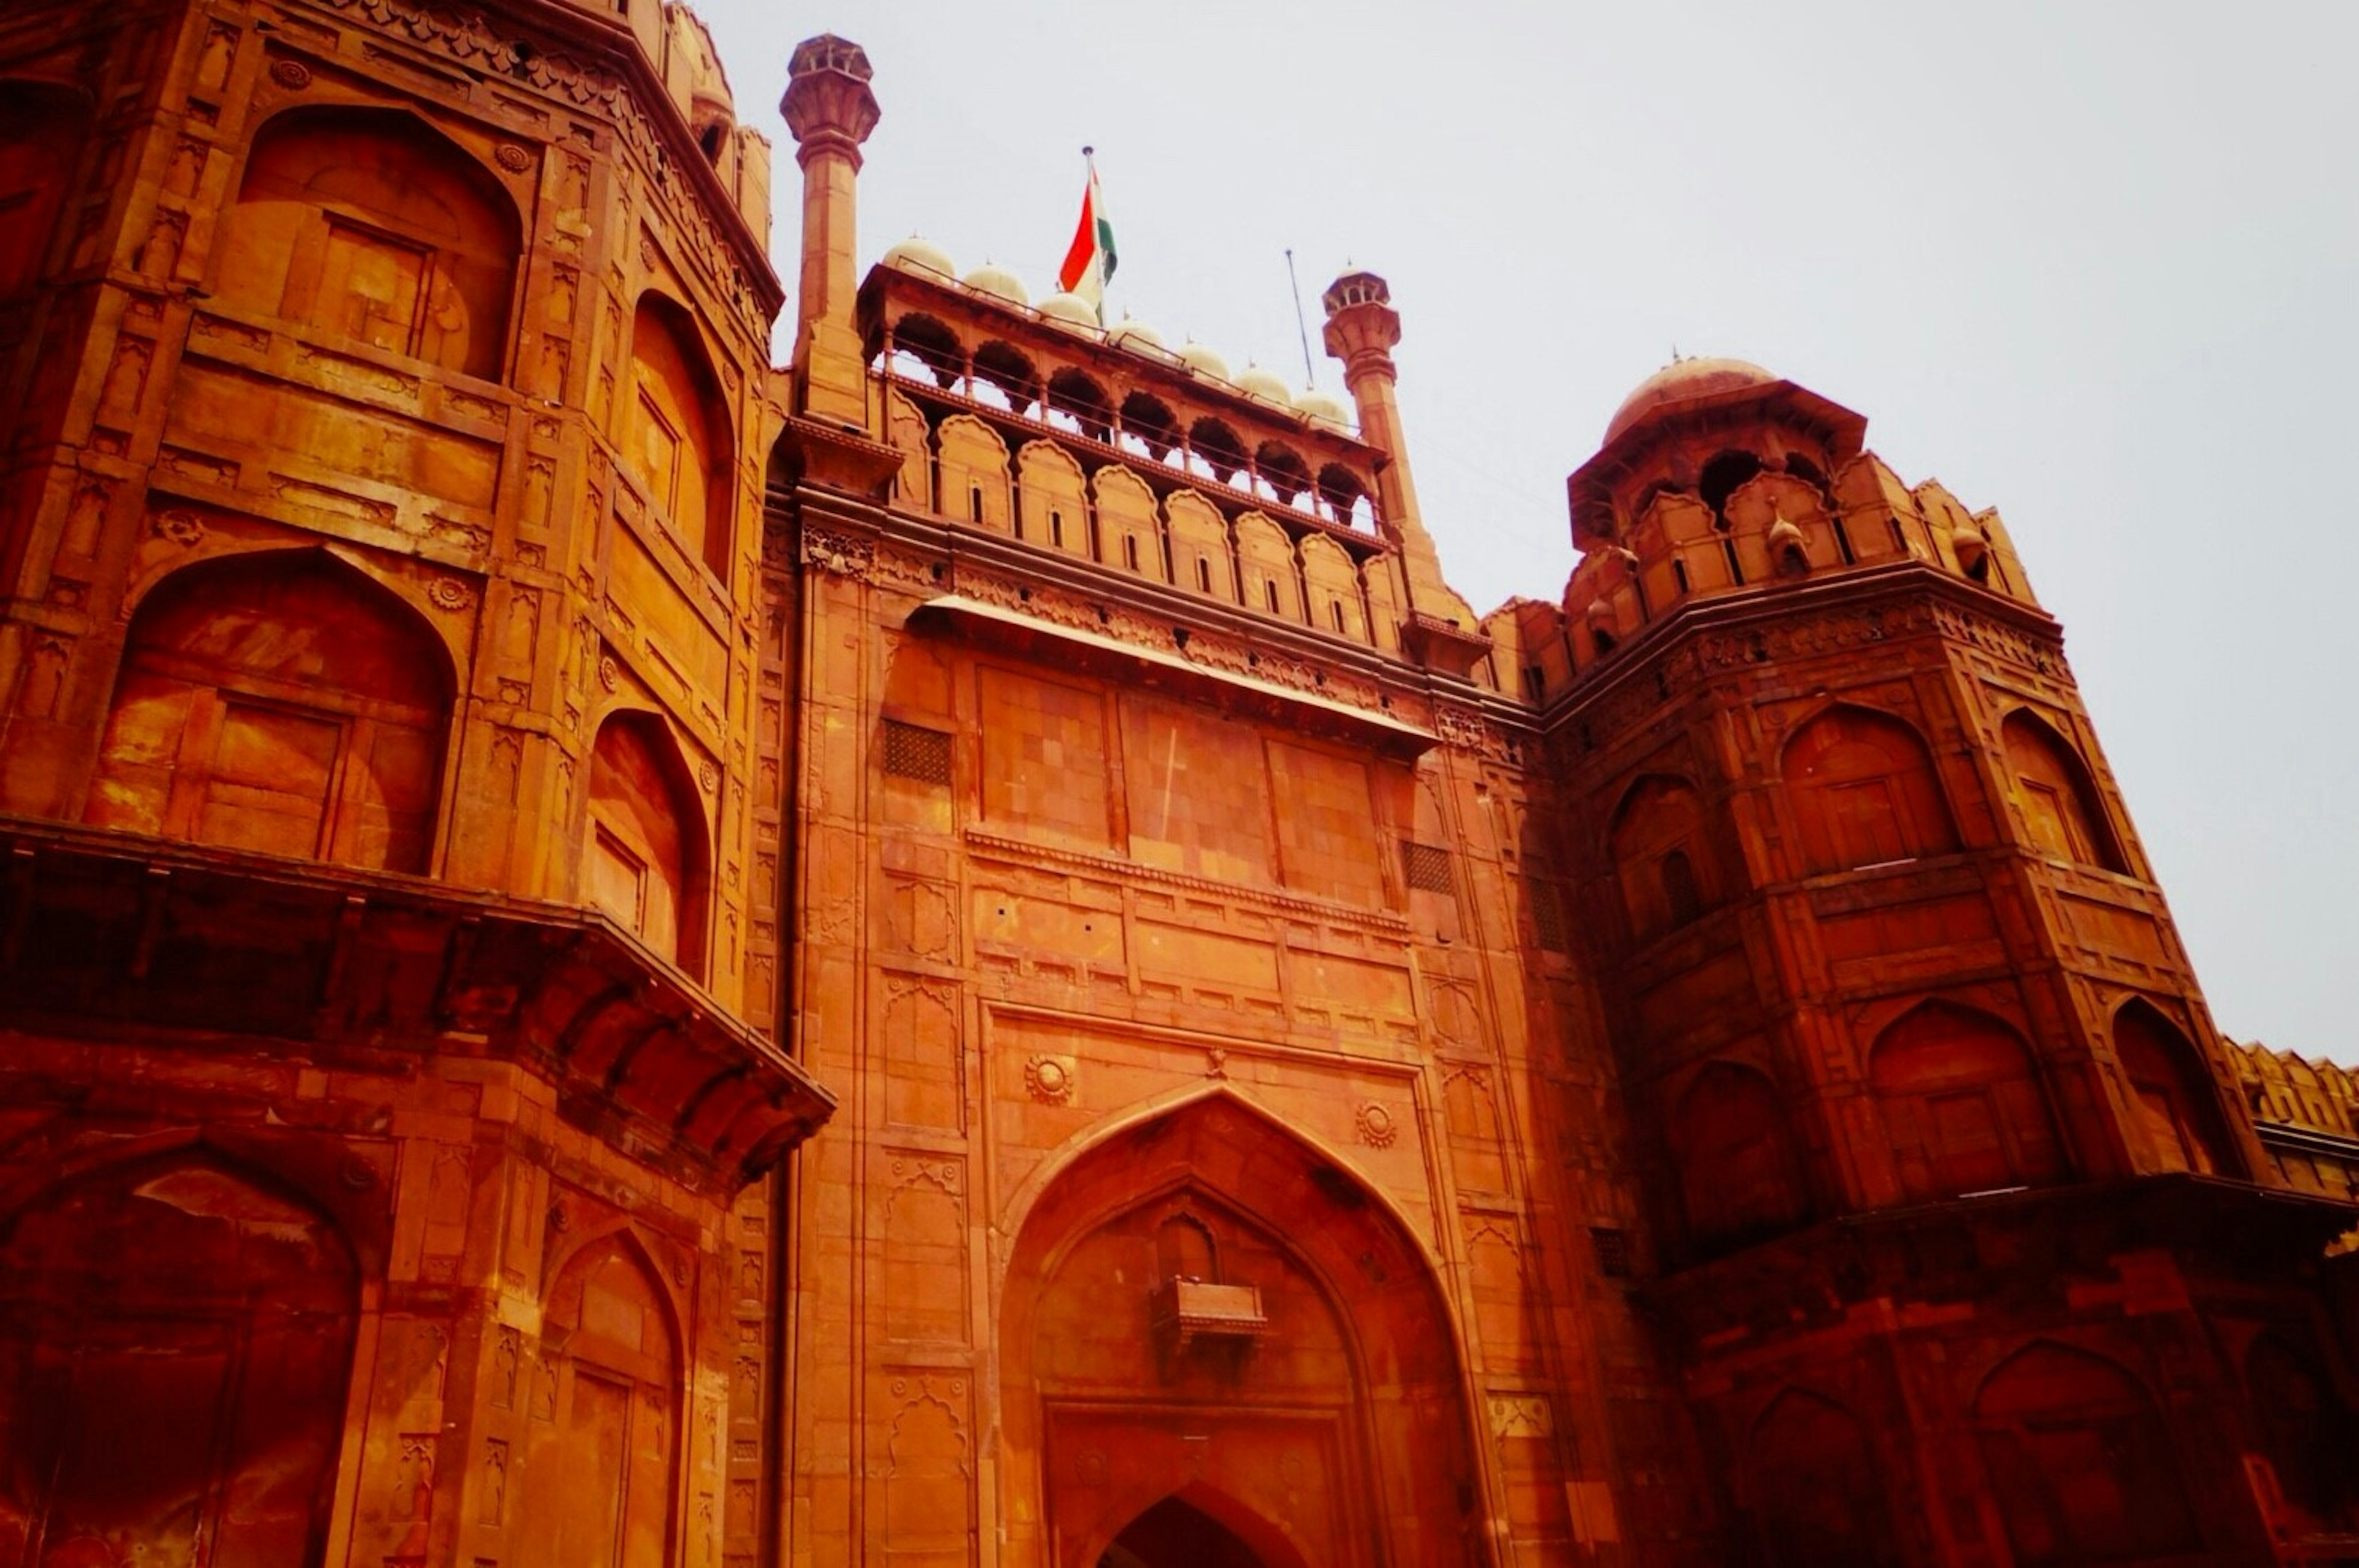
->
[1284,247,1315,388]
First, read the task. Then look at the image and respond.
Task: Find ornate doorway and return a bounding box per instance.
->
[1001,1094,1485,1568]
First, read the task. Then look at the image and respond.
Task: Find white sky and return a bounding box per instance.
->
[695,0,2358,1064]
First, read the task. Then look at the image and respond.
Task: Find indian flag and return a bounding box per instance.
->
[1058,152,1116,316]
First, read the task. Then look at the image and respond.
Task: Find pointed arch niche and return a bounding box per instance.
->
[0,80,92,296]
[1973,1341,2199,1564]
[85,551,453,872]
[1610,774,1718,943]
[2112,999,2238,1176]
[0,1153,358,1564]
[1869,1002,2067,1203]
[217,105,520,380]
[2001,711,2127,872]
[515,1233,681,1568]
[1001,1096,1485,1568]
[627,292,736,578]
[584,710,709,978]
[1780,705,1958,875]
[1745,1388,1905,1566]
[1667,1060,1809,1255]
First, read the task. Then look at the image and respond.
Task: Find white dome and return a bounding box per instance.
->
[1178,341,1231,381]
[963,260,1028,306]
[1036,291,1099,330]
[1235,364,1294,407]
[881,235,954,278]
[1108,317,1166,353]
[1296,388,1353,428]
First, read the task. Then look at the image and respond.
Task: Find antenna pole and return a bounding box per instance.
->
[1285,248,1316,388]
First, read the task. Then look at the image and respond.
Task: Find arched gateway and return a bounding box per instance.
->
[1000,1094,1485,1567]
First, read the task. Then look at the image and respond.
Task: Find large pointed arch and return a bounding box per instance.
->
[999,1089,1486,1568]
[1090,1483,1316,1568]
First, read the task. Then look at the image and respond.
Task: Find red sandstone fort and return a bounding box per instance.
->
[0,1,2353,1564]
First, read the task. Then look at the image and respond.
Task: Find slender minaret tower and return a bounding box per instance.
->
[780,34,879,430]
[1320,270,1488,672]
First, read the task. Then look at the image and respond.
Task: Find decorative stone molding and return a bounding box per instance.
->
[1023,1055,1076,1106]
[1355,1102,1398,1149]
[494,142,533,173]
[802,528,875,580]
[424,577,474,613]
[267,58,311,90]
[150,509,205,547]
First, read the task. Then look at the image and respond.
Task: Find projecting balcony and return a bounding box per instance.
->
[1150,1277,1270,1358]
[0,817,834,1197]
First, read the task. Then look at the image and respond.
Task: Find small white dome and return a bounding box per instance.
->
[1108,317,1166,353]
[882,235,955,278]
[963,260,1028,306]
[1235,364,1294,407]
[1036,291,1099,330]
[1296,388,1353,428]
[1178,341,1231,381]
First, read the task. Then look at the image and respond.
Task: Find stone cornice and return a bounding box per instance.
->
[1538,563,2069,741]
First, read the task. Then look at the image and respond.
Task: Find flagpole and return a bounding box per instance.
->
[1285,247,1315,388]
[1082,145,1103,322]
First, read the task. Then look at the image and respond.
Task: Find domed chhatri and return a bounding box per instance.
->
[963,260,1028,306]
[1296,388,1353,429]
[1603,356,1777,444]
[1036,291,1099,330]
[881,234,955,278]
[1107,317,1167,354]
[1177,340,1232,381]
[1234,364,1294,407]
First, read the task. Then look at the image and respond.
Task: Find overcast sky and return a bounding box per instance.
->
[695,0,2358,1065]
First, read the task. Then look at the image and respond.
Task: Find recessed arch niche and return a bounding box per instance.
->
[1001,1095,1485,1568]
[514,1231,682,1568]
[1780,704,1958,875]
[583,709,710,978]
[85,550,454,873]
[1744,1387,1905,1566]
[2111,999,2238,1176]
[0,1152,358,1565]
[628,291,737,577]
[0,80,92,296]
[2001,710,2127,872]
[1973,1341,2199,1564]
[1868,1002,2067,1203]
[217,104,520,379]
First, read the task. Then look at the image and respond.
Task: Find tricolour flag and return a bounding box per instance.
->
[1057,152,1116,317]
